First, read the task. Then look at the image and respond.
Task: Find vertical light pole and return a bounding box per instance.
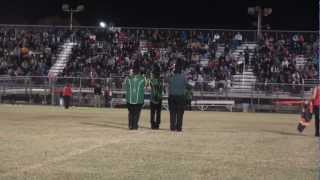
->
[62,4,85,31]
[248,6,272,40]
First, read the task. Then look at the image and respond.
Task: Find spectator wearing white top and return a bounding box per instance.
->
[281,59,289,69]
[213,33,220,43]
[197,74,204,90]
[237,52,245,73]
[234,32,243,49]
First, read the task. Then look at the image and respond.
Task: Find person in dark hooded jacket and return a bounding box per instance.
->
[168,59,187,132]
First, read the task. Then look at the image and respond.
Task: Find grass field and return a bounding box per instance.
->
[0,105,318,180]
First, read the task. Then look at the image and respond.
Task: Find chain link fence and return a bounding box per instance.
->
[0,76,318,112]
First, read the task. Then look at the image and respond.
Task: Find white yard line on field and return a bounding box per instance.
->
[0,131,148,177]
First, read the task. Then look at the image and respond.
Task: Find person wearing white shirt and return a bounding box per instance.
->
[282,59,289,69]
[235,32,243,41]
[234,32,243,48]
[214,33,220,43]
[238,52,245,73]
[197,74,204,90]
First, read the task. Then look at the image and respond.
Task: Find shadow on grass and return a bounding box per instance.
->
[81,120,169,132]
[262,129,307,137]
[81,122,129,130]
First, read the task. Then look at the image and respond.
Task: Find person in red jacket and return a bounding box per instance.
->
[63,83,72,109]
[312,85,320,137]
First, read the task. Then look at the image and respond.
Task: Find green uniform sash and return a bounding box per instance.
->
[150,78,163,104]
[126,75,145,104]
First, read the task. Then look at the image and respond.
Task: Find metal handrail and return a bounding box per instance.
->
[0,24,316,33]
[0,76,319,87]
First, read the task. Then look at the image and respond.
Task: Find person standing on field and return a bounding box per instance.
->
[104,86,112,108]
[59,91,64,107]
[125,62,145,130]
[94,83,102,108]
[149,64,163,130]
[168,60,187,132]
[63,83,72,109]
[312,85,320,137]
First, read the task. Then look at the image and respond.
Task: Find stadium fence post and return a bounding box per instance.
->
[0,82,2,103]
[44,79,47,105]
[79,77,82,106]
[51,79,55,106]
[2,83,5,104]
[70,11,73,31]
[29,79,32,104]
[250,84,254,112]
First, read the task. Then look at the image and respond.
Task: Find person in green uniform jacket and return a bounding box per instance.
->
[125,63,145,130]
[168,59,187,132]
[149,64,163,130]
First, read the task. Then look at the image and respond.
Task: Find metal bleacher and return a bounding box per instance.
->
[231,42,258,92]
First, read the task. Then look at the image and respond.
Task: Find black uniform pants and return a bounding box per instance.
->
[186,99,192,111]
[127,104,143,130]
[150,102,162,129]
[314,106,320,136]
[63,96,71,109]
[169,95,185,131]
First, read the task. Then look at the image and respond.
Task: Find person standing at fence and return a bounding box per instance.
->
[125,62,145,130]
[104,86,112,108]
[59,91,64,107]
[168,60,187,132]
[149,64,163,130]
[312,85,320,137]
[94,83,102,108]
[185,86,193,111]
[63,83,72,109]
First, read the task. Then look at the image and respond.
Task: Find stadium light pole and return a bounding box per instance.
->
[62,4,85,30]
[248,6,272,40]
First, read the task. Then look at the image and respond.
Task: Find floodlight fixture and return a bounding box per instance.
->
[62,4,85,30]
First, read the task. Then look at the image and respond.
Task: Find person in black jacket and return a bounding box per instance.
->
[94,83,102,108]
[149,64,163,129]
[168,60,187,132]
[104,86,112,108]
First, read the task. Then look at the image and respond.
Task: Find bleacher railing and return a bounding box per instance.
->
[0,24,317,42]
[0,76,317,110]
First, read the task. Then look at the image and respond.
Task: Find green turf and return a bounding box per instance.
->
[0,105,317,180]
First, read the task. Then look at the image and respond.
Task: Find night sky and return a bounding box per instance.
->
[0,0,317,30]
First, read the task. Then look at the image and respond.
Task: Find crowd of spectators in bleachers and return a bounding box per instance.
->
[62,29,251,90]
[253,32,318,93]
[0,26,318,93]
[0,27,68,77]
